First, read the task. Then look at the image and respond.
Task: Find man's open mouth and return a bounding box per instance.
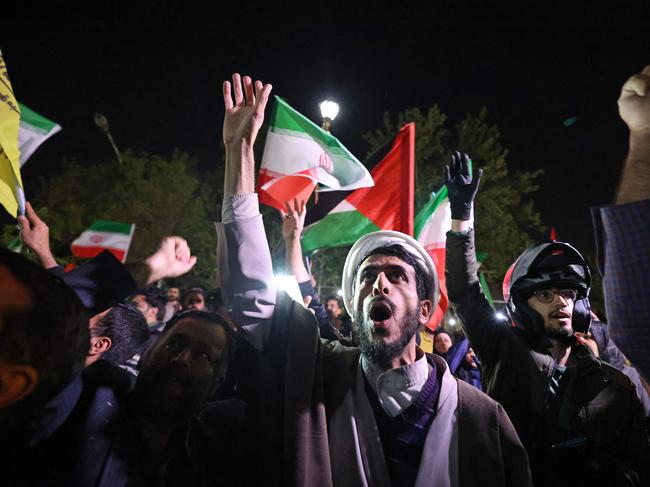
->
[368,299,394,331]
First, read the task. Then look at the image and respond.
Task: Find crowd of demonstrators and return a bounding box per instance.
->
[1,66,649,487]
[216,72,531,485]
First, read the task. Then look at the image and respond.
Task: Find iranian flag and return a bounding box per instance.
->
[301,123,415,253]
[18,103,61,166]
[71,220,135,263]
[415,185,476,330]
[258,96,373,210]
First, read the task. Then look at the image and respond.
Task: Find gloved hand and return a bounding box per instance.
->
[443,151,483,221]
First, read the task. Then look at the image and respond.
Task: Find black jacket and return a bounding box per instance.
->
[446,229,650,486]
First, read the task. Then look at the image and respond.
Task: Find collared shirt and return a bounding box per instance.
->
[361,348,430,417]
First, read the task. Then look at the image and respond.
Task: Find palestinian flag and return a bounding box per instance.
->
[258,96,373,211]
[301,123,415,253]
[71,220,135,263]
[18,103,61,166]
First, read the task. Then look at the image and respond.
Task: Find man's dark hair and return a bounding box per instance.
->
[354,244,428,301]
[0,248,89,410]
[134,286,166,322]
[181,287,206,307]
[325,295,342,307]
[91,303,149,366]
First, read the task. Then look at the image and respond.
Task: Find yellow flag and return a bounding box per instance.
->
[0,50,23,217]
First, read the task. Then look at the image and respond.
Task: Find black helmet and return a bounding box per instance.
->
[505,241,591,336]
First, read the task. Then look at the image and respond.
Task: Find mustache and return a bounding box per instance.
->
[367,295,396,310]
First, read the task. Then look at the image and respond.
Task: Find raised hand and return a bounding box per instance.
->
[281,197,307,243]
[145,236,197,284]
[618,65,650,133]
[223,73,272,148]
[18,202,57,268]
[443,151,483,221]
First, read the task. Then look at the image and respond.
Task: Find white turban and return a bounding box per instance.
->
[341,230,439,316]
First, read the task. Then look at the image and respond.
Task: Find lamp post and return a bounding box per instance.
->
[94,112,123,165]
[319,100,339,133]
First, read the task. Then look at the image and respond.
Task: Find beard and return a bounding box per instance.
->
[545,326,575,344]
[134,362,210,423]
[355,307,421,369]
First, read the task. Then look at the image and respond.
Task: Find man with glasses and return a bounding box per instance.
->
[444,152,649,486]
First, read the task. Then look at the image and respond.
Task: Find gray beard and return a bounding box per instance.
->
[355,310,420,369]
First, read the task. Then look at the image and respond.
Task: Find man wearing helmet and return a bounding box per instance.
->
[444,152,650,486]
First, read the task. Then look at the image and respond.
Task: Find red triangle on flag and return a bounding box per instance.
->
[346,123,415,235]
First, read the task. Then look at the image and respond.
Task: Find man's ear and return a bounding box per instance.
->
[88,336,112,357]
[0,363,38,408]
[418,299,433,325]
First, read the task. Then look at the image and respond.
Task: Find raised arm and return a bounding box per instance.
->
[18,202,58,269]
[592,65,650,382]
[616,65,650,204]
[216,73,276,350]
[444,152,509,363]
[281,198,310,283]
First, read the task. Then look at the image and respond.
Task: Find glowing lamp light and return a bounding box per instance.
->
[319,100,340,121]
[495,312,507,321]
[274,274,304,307]
[447,318,457,326]
[337,289,343,297]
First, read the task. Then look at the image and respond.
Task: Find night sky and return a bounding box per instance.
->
[3,2,650,253]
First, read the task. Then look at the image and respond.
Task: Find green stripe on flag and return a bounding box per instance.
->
[302,211,380,254]
[88,220,133,235]
[479,271,495,309]
[18,103,59,133]
[414,186,448,238]
[271,97,359,159]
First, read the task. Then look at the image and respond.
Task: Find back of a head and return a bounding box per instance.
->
[92,303,149,366]
[506,241,592,336]
[140,286,167,322]
[0,248,89,422]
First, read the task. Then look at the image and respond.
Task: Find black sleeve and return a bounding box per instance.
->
[446,230,513,369]
[53,250,138,315]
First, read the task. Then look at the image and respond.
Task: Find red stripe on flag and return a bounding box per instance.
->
[258,171,317,211]
[71,245,126,263]
[424,246,449,330]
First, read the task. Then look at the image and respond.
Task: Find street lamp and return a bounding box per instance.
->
[94,112,123,165]
[319,100,339,133]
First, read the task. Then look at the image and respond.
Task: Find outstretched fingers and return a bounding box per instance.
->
[232,73,244,106]
[460,153,471,177]
[243,76,255,106]
[254,82,272,119]
[223,81,233,110]
[472,168,484,190]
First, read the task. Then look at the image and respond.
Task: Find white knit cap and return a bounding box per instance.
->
[341,230,439,316]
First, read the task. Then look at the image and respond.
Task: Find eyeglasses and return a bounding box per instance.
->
[532,288,578,303]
